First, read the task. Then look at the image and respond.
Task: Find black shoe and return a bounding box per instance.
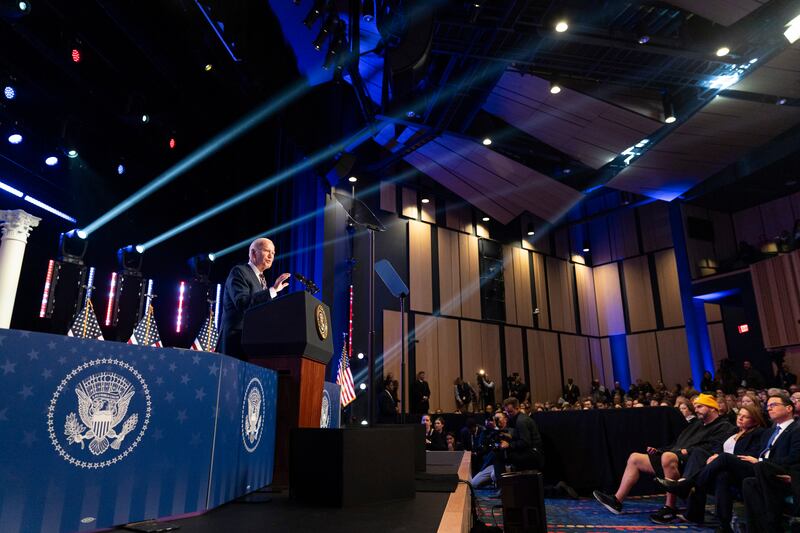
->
[650,506,679,524]
[593,490,622,514]
[654,477,680,490]
[556,481,579,499]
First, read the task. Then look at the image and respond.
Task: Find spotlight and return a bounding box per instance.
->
[348,176,357,183]
[421,198,430,204]
[323,21,346,70]
[777,97,787,105]
[208,253,216,261]
[141,114,150,124]
[66,149,78,159]
[663,93,676,124]
[313,15,336,51]
[749,58,758,64]
[482,216,490,222]
[357,352,364,360]
[555,20,568,32]
[117,245,144,273]
[715,46,730,57]
[204,63,213,72]
[3,86,14,99]
[665,115,676,124]
[45,156,59,166]
[638,34,650,44]
[582,240,590,253]
[8,133,22,144]
[527,223,535,236]
[135,244,145,253]
[303,0,325,28]
[117,164,125,175]
[18,1,29,12]
[359,383,366,390]
[360,419,368,426]
[71,48,81,63]
[482,137,492,146]
[549,81,562,94]
[59,229,88,264]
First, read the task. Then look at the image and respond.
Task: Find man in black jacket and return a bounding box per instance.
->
[593,394,733,522]
[741,393,800,533]
[494,397,543,484]
[410,371,431,415]
[218,238,290,359]
[563,378,580,404]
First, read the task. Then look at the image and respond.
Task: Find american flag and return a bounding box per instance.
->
[191,309,219,352]
[67,300,105,340]
[128,305,163,347]
[336,336,356,407]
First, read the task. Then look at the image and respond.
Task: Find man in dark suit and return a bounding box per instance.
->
[218,238,290,359]
[741,393,800,533]
[410,371,431,415]
[563,377,580,404]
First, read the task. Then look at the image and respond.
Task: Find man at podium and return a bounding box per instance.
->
[219,238,291,359]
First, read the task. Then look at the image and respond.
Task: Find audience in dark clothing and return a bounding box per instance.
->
[410,371,431,415]
[428,417,448,451]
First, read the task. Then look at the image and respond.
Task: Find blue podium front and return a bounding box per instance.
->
[0,329,277,533]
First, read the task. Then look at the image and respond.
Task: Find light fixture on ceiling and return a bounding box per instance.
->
[303,0,325,28]
[481,215,490,222]
[141,114,150,124]
[550,80,562,94]
[204,63,213,72]
[715,46,730,57]
[66,149,78,159]
[7,133,22,144]
[554,20,568,33]
[45,156,59,166]
[777,97,787,105]
[663,93,677,123]
[482,137,492,146]
[784,13,800,44]
[3,85,15,99]
[348,176,358,183]
[527,223,535,236]
[421,197,430,204]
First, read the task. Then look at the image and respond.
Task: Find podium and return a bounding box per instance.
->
[242,291,334,482]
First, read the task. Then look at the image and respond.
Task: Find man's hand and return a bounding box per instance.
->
[272,273,291,292]
[706,453,719,464]
[737,455,759,464]
[646,446,659,455]
[499,440,510,449]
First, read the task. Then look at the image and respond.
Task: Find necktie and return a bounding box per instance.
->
[759,425,782,458]
[258,272,267,290]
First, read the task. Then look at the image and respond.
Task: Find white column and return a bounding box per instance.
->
[0,210,41,328]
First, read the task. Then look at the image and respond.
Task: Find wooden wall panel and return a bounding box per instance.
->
[532,253,550,329]
[402,187,418,219]
[383,310,409,406]
[657,329,691,390]
[589,337,614,388]
[593,263,626,336]
[600,337,615,387]
[609,210,640,261]
[412,313,437,410]
[438,228,462,317]
[527,330,561,403]
[560,334,592,396]
[409,220,433,313]
[436,317,461,412]
[708,322,728,370]
[502,245,518,325]
[705,303,722,323]
[654,249,684,328]
[460,320,483,378]
[380,182,396,213]
[513,248,534,327]
[639,202,672,253]
[546,257,576,333]
[622,255,657,332]
[420,198,436,223]
[480,323,502,393]
[554,227,570,259]
[446,203,473,234]
[476,222,490,239]
[626,332,661,385]
[458,234,482,320]
[588,218,612,266]
[504,327,525,381]
[751,251,800,348]
[575,263,600,336]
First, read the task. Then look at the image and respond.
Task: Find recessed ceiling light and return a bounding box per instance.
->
[482,138,492,146]
[715,46,730,57]
[665,115,677,124]
[348,176,358,183]
[421,198,430,204]
[482,216,490,222]
[555,20,568,33]
[550,81,562,94]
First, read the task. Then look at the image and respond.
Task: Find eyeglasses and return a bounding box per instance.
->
[767,402,788,409]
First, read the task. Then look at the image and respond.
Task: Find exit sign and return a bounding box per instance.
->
[738,324,750,334]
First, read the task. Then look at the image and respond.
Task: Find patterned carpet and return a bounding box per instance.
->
[473,491,719,532]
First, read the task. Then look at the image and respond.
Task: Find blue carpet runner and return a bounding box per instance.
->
[473,490,717,532]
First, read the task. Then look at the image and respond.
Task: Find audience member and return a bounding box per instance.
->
[477,372,495,410]
[562,377,580,404]
[701,370,718,393]
[592,394,734,523]
[458,418,484,452]
[676,398,695,422]
[454,377,475,414]
[777,362,797,390]
[470,412,510,489]
[410,371,431,415]
[494,397,543,487]
[741,360,765,390]
[429,417,448,451]
[445,432,461,451]
[742,393,800,533]
[421,414,433,449]
[684,379,700,398]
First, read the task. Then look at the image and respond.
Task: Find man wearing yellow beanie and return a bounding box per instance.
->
[594,392,734,523]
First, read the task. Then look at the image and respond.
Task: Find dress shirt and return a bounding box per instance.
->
[762,419,793,460]
[249,261,277,299]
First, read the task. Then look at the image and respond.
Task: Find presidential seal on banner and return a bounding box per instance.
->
[47,358,151,469]
[320,388,332,428]
[241,377,265,453]
[315,304,329,340]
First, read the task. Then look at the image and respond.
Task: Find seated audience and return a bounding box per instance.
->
[701,370,718,393]
[655,404,766,530]
[422,414,434,449]
[593,394,734,523]
[676,398,696,422]
[458,418,484,452]
[429,417,448,451]
[445,432,461,451]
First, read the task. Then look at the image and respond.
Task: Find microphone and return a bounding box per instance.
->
[293,272,319,294]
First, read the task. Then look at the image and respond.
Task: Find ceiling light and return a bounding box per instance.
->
[71,48,81,63]
[482,137,492,146]
[18,1,29,11]
[421,197,430,204]
[582,246,590,253]
[359,383,366,390]
[482,216,490,222]
[715,46,730,57]
[117,164,125,175]
[3,86,15,100]
[66,149,78,158]
[777,97,787,105]
[204,64,213,72]
[348,176,357,183]
[357,352,364,359]
[784,13,800,44]
[45,156,59,166]
[141,114,149,124]
[555,20,568,33]
[638,35,650,44]
[549,81,562,94]
[8,133,22,144]
[665,115,676,124]
[527,223,535,236]
[749,58,758,64]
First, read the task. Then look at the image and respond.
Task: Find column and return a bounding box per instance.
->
[0,210,41,328]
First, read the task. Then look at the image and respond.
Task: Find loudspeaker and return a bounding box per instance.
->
[500,470,547,533]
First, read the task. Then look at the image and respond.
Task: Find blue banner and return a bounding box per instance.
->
[0,329,276,533]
